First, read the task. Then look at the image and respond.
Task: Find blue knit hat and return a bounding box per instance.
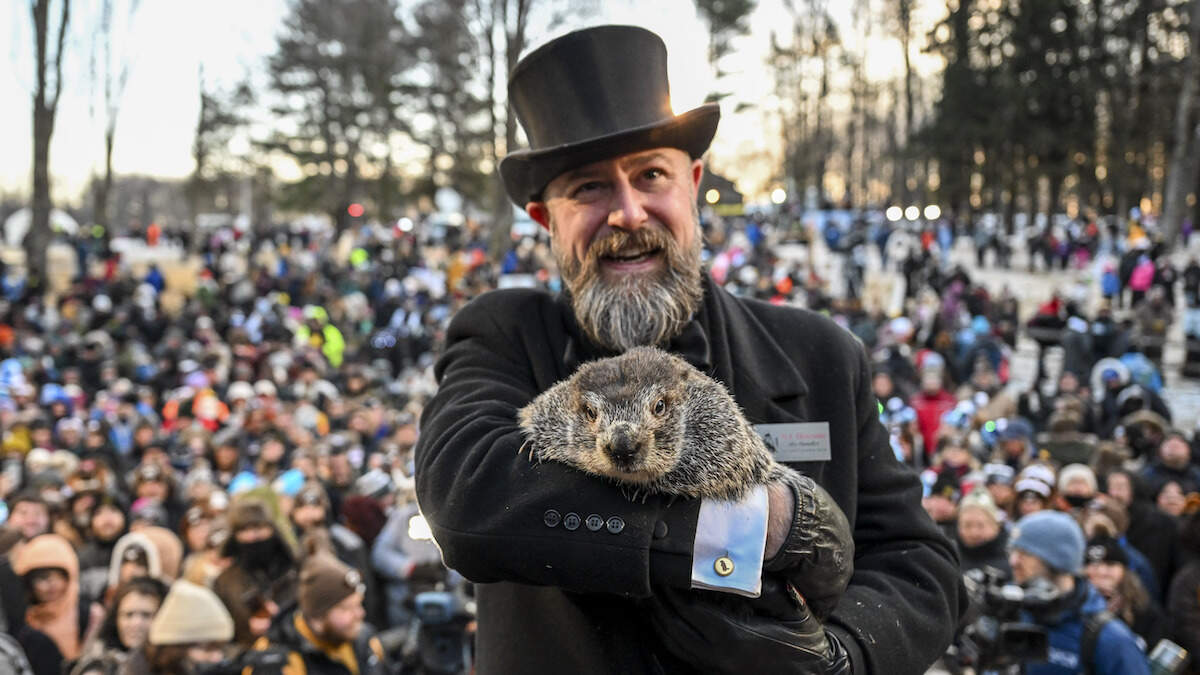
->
[1011,511,1086,574]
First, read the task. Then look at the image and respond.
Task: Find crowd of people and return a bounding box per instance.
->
[0,200,1195,673]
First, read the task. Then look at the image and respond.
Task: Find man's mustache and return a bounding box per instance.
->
[585,227,673,261]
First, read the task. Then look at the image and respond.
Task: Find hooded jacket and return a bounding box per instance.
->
[106,532,163,591]
[13,534,82,663]
[1021,580,1149,675]
[242,607,387,675]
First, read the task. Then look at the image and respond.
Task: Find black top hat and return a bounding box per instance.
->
[499,25,720,205]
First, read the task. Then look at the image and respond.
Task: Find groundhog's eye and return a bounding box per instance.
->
[583,404,598,422]
[652,398,667,416]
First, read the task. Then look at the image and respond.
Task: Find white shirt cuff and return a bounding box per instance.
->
[690,484,768,598]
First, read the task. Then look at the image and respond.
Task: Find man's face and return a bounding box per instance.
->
[91,504,126,541]
[1106,473,1133,506]
[9,502,49,540]
[1160,437,1191,470]
[527,148,706,352]
[316,592,365,644]
[1009,548,1051,586]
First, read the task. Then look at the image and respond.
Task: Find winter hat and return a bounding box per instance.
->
[1057,464,1098,494]
[958,488,1001,524]
[227,498,273,533]
[140,526,184,582]
[1084,535,1128,567]
[299,553,364,619]
[294,481,329,510]
[149,580,234,646]
[1011,511,1086,575]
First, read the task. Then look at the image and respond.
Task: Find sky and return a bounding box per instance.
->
[0,0,944,205]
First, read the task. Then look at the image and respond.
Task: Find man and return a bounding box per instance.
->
[1007,511,1149,674]
[2,492,51,553]
[288,482,382,628]
[213,498,299,647]
[1141,430,1200,496]
[415,25,963,674]
[243,553,388,675]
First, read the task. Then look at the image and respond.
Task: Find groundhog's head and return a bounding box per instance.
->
[519,346,696,486]
[567,347,693,483]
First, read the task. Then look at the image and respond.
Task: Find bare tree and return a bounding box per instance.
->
[28,0,70,281]
[90,0,139,235]
[1162,0,1200,242]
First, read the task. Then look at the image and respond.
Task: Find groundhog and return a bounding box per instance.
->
[518,346,798,501]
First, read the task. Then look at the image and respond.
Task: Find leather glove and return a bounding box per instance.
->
[764,468,854,619]
[645,577,852,674]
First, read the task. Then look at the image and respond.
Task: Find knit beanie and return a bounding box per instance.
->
[958,488,1001,524]
[1057,464,1098,494]
[1011,510,1086,575]
[299,554,364,619]
[1085,535,1129,567]
[149,580,234,646]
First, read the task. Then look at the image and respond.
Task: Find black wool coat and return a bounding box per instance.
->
[415,278,965,674]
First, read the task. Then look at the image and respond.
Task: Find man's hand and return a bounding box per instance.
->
[764,470,854,619]
[647,578,852,674]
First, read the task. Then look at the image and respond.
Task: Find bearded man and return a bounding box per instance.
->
[415,25,963,674]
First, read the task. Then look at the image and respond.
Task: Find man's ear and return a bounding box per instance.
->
[526,202,550,231]
[690,159,704,199]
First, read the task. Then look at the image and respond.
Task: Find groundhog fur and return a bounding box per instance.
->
[518,346,797,501]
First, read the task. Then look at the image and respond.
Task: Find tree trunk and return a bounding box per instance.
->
[27,0,70,283]
[1161,0,1200,243]
[94,126,115,229]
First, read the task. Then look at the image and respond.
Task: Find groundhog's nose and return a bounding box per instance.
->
[604,426,641,465]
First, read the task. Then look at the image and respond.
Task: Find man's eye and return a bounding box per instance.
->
[642,168,665,180]
[573,181,603,197]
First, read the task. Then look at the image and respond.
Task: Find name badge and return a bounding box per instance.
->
[754,422,831,462]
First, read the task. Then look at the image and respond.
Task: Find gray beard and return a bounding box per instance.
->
[554,212,704,353]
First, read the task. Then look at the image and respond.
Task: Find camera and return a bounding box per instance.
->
[949,568,1056,671]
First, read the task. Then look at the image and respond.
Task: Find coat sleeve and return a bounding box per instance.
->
[821,340,967,675]
[413,292,700,598]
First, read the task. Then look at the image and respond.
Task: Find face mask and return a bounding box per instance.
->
[239,537,281,570]
[1063,494,1091,509]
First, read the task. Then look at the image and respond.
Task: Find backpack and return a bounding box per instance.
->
[1079,610,1114,675]
[1130,259,1155,291]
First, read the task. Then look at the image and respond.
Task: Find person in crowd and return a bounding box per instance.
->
[120,580,234,675]
[241,554,388,675]
[1007,511,1149,674]
[1104,468,1181,597]
[1083,535,1167,651]
[1142,430,1200,496]
[212,498,298,647]
[1166,510,1200,674]
[286,482,381,628]
[12,534,90,675]
[72,576,168,675]
[956,488,1010,576]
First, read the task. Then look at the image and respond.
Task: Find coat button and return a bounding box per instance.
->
[563,512,581,531]
[653,521,668,539]
[606,516,625,534]
[714,556,734,576]
[543,509,561,528]
[585,514,604,531]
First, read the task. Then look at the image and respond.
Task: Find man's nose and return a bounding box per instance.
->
[607,175,648,230]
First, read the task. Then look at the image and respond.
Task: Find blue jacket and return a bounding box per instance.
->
[1022,582,1149,675]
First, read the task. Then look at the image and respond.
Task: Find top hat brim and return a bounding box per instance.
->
[499,103,720,206]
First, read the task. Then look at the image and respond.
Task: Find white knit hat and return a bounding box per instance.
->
[149,580,234,646]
